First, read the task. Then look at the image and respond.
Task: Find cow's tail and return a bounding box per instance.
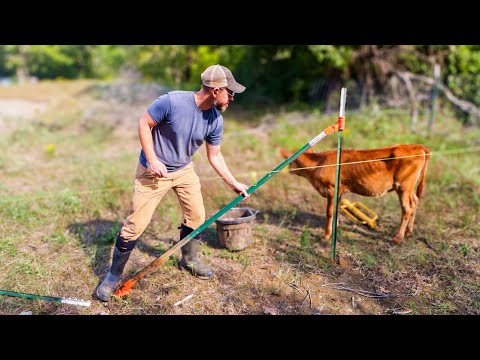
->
[416,145,431,199]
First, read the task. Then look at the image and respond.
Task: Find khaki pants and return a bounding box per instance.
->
[120,162,205,241]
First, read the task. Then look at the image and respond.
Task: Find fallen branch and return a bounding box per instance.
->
[174,294,194,307]
[397,71,480,123]
[300,287,313,308]
[289,282,302,294]
[421,237,439,253]
[307,287,313,308]
[386,307,412,315]
[321,282,409,299]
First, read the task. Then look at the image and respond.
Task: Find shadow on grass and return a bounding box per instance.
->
[256,208,327,232]
[69,219,122,277]
[200,227,222,249]
[68,219,178,276]
[68,219,221,279]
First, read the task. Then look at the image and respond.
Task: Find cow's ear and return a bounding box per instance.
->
[280,148,292,158]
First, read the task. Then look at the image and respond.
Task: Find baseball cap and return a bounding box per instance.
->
[201,64,246,93]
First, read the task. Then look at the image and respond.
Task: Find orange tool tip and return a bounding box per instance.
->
[324,124,338,135]
[114,279,135,297]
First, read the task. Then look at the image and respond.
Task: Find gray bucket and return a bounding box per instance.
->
[215,208,258,251]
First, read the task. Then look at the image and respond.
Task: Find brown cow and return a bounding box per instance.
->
[280,144,430,244]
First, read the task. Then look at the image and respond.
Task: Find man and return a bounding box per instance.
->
[96,64,249,301]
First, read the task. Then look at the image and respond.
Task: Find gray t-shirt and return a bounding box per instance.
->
[139,91,223,172]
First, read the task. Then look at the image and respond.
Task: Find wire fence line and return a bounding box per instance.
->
[1,146,479,205]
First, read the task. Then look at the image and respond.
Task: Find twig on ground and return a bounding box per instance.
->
[174,294,194,307]
[392,309,412,315]
[301,292,309,307]
[307,286,313,309]
[289,282,302,294]
[295,261,303,278]
[300,287,313,308]
[421,238,438,253]
[386,307,412,315]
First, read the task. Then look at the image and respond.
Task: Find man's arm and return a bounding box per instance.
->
[138,112,168,177]
[206,143,249,198]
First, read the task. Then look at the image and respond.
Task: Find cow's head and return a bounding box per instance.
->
[280,148,315,158]
[280,148,302,174]
[280,148,320,178]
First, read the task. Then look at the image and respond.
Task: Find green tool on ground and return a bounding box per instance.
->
[114,116,342,297]
[0,289,91,307]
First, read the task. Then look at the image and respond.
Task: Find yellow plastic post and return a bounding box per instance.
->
[340,199,378,229]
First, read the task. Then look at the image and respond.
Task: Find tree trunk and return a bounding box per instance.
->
[396,72,419,131]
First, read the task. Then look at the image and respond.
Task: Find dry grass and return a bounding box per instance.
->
[0,80,95,101]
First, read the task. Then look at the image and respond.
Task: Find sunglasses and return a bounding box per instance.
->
[223,88,235,98]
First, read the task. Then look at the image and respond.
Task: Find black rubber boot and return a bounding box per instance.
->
[178,224,214,280]
[96,236,136,301]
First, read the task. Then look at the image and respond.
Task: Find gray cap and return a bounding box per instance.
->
[201,64,246,93]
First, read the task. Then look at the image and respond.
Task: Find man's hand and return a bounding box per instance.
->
[231,181,250,199]
[149,158,168,178]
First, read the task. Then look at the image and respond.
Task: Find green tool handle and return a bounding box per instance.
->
[116,123,340,295]
[0,289,91,307]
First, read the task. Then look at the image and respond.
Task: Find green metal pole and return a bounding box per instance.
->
[116,123,340,296]
[331,88,348,261]
[0,289,91,307]
[428,64,440,137]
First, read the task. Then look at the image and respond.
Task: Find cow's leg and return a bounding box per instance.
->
[324,190,335,240]
[405,193,419,238]
[394,189,414,244]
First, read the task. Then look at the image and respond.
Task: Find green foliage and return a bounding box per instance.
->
[2,45,95,80]
[0,46,13,76]
[299,226,310,249]
[90,45,130,79]
[43,232,68,244]
[131,45,203,88]
[0,239,18,257]
[2,201,31,221]
[446,45,480,109]
[234,45,327,104]
[360,253,377,268]
[2,44,480,118]
[456,243,470,257]
[13,260,36,275]
[308,45,352,69]
[58,190,81,214]
[218,249,250,267]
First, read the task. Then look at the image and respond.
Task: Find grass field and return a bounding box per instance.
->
[0,80,478,315]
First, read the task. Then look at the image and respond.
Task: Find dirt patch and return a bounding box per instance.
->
[0,99,49,119]
[0,99,50,137]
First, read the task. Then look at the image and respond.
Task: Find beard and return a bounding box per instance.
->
[214,100,228,112]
